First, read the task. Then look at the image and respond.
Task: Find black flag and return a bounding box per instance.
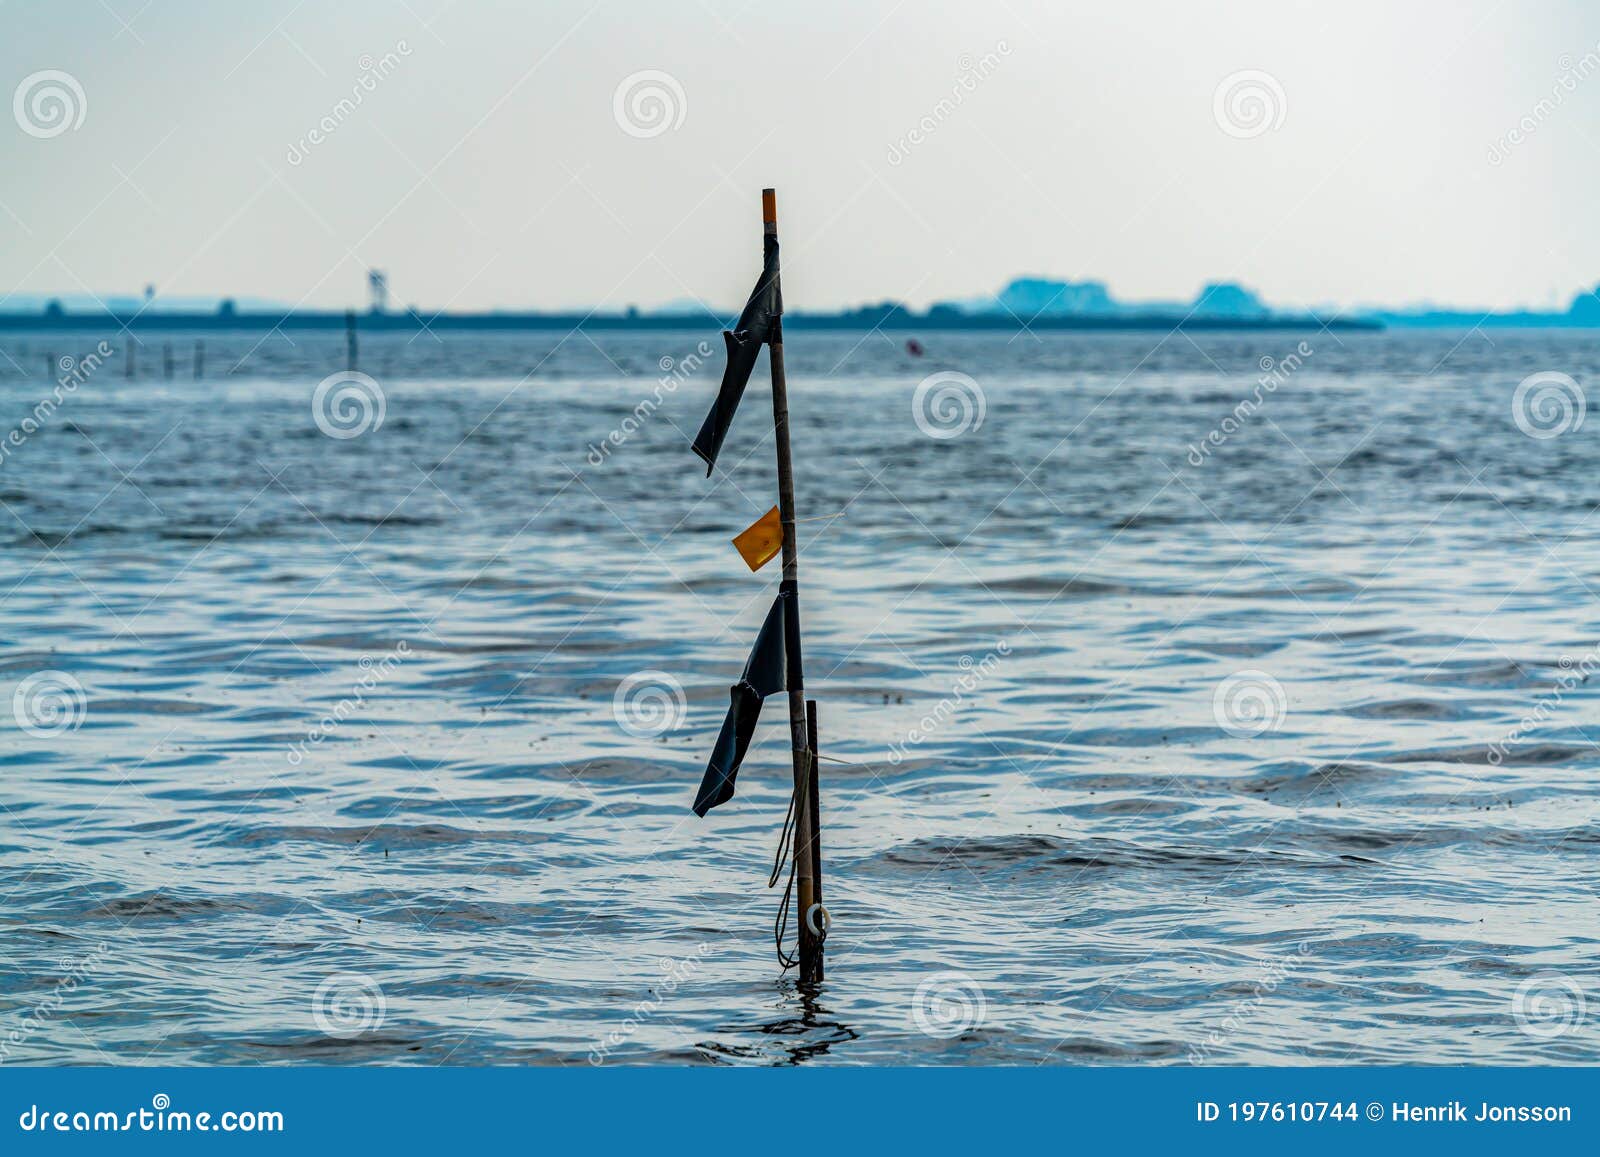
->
[692,588,789,816]
[691,234,782,474]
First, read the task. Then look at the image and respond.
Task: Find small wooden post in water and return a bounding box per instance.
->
[764,188,825,983]
[163,342,174,379]
[805,698,824,980]
[345,309,358,371]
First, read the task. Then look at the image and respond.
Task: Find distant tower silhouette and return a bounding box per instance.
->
[367,269,389,314]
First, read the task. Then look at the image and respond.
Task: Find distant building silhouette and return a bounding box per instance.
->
[368,270,390,314]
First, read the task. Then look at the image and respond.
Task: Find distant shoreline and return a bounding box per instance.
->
[0,309,1381,333]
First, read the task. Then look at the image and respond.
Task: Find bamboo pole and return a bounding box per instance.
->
[765,188,824,983]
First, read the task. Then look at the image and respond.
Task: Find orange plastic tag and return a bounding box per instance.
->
[732,506,783,572]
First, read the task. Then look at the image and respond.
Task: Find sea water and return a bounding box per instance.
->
[0,327,1596,1064]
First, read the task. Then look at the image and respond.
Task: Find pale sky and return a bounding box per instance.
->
[2,0,1597,313]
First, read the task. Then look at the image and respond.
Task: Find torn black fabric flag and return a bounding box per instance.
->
[692,588,788,816]
[691,234,782,475]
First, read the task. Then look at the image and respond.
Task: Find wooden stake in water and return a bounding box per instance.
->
[163,342,174,379]
[764,188,825,983]
[805,698,824,980]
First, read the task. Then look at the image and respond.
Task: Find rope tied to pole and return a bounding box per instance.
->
[767,738,826,970]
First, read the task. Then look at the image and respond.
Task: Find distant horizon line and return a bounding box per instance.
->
[0,305,1382,335]
[3,271,1599,328]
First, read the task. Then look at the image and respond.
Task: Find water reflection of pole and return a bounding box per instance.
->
[768,982,857,1065]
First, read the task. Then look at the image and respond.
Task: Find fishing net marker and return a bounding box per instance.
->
[686,188,827,983]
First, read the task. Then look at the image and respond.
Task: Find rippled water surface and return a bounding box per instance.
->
[1,327,1598,1065]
